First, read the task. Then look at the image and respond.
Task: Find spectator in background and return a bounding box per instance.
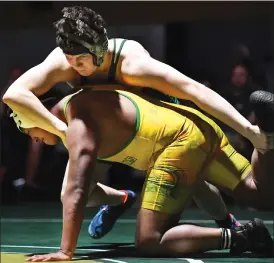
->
[220,63,261,159]
[223,63,261,121]
[229,43,267,90]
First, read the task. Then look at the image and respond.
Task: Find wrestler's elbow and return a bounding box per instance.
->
[2,84,35,109]
[2,84,25,104]
[3,74,34,97]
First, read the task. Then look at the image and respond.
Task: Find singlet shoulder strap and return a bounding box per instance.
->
[62,90,83,122]
[108,39,127,82]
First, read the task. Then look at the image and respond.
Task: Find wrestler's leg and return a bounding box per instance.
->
[192,180,241,230]
[136,168,227,255]
[86,182,128,207]
[193,180,241,229]
[61,160,126,206]
[135,129,263,256]
[193,180,228,220]
[135,208,224,256]
[204,139,273,210]
[136,166,271,256]
[86,162,137,239]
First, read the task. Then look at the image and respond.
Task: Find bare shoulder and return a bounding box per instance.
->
[44,48,68,67]
[43,47,76,75]
[109,39,150,84]
[109,38,150,58]
[125,40,150,57]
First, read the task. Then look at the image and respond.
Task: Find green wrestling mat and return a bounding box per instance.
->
[1,204,273,263]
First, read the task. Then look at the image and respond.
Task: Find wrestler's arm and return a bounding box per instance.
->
[2,48,77,145]
[60,103,100,258]
[120,41,260,146]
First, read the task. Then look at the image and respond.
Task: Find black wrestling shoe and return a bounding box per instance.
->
[250,90,274,132]
[230,218,273,256]
[247,218,274,257]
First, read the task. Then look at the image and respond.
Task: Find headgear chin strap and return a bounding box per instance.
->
[10,111,36,132]
[61,28,108,67]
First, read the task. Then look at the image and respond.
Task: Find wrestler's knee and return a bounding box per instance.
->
[135,234,162,256]
[135,236,175,256]
[135,208,181,256]
[135,219,165,255]
[135,222,183,256]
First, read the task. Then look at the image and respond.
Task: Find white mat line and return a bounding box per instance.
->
[1,218,273,224]
[177,259,204,263]
[101,259,127,263]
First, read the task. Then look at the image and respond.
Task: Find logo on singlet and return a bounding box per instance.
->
[122,156,137,166]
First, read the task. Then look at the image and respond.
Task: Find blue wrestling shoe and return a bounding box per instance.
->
[216,213,242,230]
[88,190,137,239]
[229,213,242,230]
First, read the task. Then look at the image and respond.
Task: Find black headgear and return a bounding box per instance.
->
[60,13,108,66]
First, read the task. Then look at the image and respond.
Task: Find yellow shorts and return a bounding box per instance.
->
[141,113,251,214]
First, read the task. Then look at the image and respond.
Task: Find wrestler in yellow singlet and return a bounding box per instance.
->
[62,89,251,214]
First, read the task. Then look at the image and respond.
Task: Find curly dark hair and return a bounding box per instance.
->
[53,6,107,54]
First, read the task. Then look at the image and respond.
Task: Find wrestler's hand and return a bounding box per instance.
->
[248,125,274,152]
[25,251,71,262]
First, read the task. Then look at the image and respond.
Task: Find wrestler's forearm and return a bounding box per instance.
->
[60,148,97,256]
[2,86,67,136]
[191,84,253,139]
[60,194,86,258]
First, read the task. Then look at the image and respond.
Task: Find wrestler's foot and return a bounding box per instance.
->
[88,190,137,239]
[250,90,274,132]
[230,218,273,256]
[216,213,242,230]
